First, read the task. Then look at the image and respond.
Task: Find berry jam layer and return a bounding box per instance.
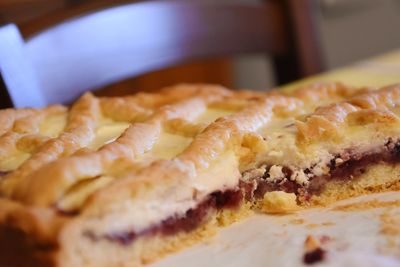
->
[84,189,243,246]
[241,139,400,201]
[83,139,400,246]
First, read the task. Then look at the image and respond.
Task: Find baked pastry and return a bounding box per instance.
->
[1,82,400,267]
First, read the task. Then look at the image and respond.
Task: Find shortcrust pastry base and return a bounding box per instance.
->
[0,204,251,267]
[309,164,400,206]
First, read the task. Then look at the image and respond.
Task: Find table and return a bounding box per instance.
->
[283,49,400,91]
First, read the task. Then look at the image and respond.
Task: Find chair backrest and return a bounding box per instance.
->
[0,0,323,108]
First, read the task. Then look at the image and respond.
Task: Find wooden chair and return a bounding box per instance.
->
[0,0,324,108]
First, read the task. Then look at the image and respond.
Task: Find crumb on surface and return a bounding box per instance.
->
[306,224,319,229]
[380,209,400,236]
[321,221,335,227]
[303,235,327,265]
[332,199,400,212]
[378,209,400,257]
[319,235,331,245]
[289,218,305,225]
[303,248,326,265]
[304,235,320,252]
[306,221,335,229]
[260,191,299,214]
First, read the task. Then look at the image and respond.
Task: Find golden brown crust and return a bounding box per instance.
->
[296,84,400,142]
[1,93,100,197]
[1,82,400,267]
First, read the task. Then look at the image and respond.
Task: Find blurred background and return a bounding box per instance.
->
[1,0,400,94]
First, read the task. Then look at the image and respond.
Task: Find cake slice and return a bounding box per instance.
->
[0,82,399,267]
[241,83,400,207]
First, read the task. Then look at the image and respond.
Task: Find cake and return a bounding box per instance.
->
[1,82,399,267]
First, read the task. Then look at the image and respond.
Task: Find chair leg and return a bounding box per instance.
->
[269,0,324,85]
[0,76,13,108]
[271,52,301,85]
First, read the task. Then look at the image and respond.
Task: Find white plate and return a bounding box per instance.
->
[150,192,400,267]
